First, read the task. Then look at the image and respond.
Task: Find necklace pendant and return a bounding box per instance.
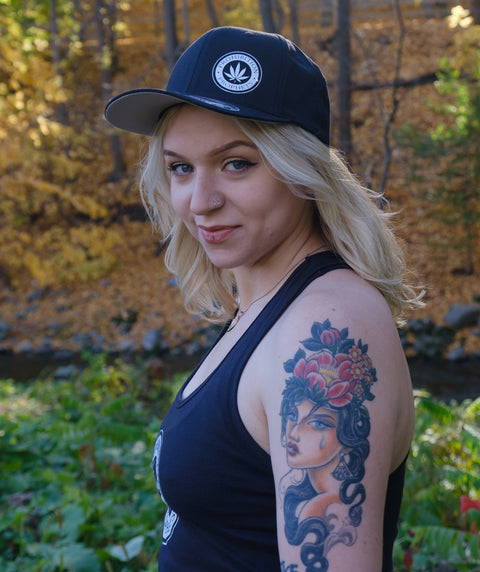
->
[227,309,243,331]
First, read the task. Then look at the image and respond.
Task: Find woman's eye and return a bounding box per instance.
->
[287,409,298,423]
[168,163,192,176]
[309,418,334,431]
[224,159,256,172]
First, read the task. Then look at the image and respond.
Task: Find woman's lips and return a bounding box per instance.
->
[287,442,299,456]
[198,225,238,244]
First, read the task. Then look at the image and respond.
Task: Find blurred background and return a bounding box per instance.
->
[0,0,479,362]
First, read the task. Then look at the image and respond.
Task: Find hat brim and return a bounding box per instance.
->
[104,88,289,136]
[104,89,192,135]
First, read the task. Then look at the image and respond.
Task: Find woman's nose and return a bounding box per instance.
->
[289,424,300,441]
[190,171,222,215]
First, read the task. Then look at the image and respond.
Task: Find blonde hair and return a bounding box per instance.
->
[139,105,422,324]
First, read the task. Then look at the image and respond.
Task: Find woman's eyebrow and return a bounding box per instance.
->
[210,140,256,156]
[304,409,336,424]
[308,413,336,423]
[163,140,256,159]
[163,149,182,158]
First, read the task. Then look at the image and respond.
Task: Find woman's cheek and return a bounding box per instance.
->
[171,191,190,222]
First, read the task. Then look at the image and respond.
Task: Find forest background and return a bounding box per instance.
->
[1,0,480,359]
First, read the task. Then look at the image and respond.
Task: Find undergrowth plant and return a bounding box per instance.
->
[1,357,479,571]
[0,354,178,572]
[394,392,480,571]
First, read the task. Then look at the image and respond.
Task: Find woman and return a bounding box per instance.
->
[105,26,422,572]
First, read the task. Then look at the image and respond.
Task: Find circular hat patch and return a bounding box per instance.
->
[212,52,262,93]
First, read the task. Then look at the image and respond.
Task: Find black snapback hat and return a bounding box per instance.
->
[104,26,330,145]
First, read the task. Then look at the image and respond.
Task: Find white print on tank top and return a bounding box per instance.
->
[152,430,179,544]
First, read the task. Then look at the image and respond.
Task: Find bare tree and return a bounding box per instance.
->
[95,0,126,181]
[354,0,406,199]
[258,0,283,33]
[378,0,405,198]
[72,0,87,43]
[273,0,284,31]
[106,1,120,74]
[182,0,190,43]
[163,0,179,70]
[205,0,219,27]
[288,0,300,44]
[153,0,161,37]
[49,0,68,125]
[258,0,276,32]
[336,0,352,157]
[471,0,480,24]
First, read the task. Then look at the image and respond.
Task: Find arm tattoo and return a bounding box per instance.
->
[279,320,377,572]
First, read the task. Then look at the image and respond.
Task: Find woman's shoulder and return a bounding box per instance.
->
[259,266,414,469]
[269,268,408,396]
[278,267,397,342]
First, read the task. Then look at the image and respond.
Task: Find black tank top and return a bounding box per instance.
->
[152,251,406,571]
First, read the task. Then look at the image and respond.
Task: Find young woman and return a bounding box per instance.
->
[105,26,422,572]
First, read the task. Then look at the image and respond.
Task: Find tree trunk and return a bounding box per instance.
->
[163,0,179,70]
[273,0,284,32]
[105,1,119,75]
[72,0,87,44]
[154,0,161,37]
[320,0,334,27]
[95,0,126,181]
[288,0,300,44]
[182,0,190,44]
[336,0,352,157]
[205,0,219,27]
[471,0,480,24]
[258,0,276,32]
[352,0,406,200]
[378,0,405,199]
[49,0,68,125]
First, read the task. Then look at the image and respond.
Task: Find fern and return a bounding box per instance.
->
[410,525,479,566]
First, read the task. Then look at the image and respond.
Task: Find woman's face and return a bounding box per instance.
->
[163,105,314,271]
[285,400,342,470]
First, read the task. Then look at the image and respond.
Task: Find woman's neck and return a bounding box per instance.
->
[233,233,326,311]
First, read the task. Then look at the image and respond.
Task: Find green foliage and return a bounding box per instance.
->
[2,356,480,571]
[394,393,480,571]
[401,33,480,273]
[0,355,180,571]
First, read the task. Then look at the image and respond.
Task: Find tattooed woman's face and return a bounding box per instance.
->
[285,400,341,470]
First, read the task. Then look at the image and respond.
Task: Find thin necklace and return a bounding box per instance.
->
[227,243,323,332]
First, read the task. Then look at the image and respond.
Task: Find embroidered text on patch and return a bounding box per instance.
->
[213,52,262,93]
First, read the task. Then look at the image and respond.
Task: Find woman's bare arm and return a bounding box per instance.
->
[257,282,414,571]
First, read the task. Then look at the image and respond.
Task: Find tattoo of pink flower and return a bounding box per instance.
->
[283,320,377,409]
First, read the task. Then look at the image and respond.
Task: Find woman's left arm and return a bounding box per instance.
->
[259,288,414,572]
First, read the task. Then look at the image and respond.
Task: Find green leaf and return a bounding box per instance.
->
[108,534,145,562]
[54,543,101,572]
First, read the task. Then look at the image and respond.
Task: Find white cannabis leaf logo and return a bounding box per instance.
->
[224,63,249,83]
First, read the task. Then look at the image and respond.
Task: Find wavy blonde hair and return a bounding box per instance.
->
[139,105,423,325]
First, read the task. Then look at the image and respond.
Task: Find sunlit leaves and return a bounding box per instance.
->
[448,5,474,29]
[0,0,128,288]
